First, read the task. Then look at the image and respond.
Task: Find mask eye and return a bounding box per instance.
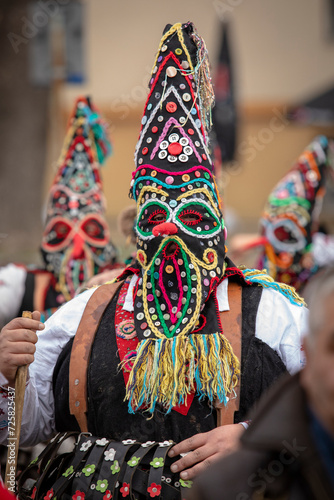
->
[148,209,167,224]
[274,226,297,244]
[53,221,71,240]
[175,201,222,236]
[178,209,202,226]
[82,218,104,239]
[80,216,109,246]
[41,218,73,252]
[137,201,170,237]
[264,218,306,253]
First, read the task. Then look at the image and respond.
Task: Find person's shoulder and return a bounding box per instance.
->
[260,285,308,321]
[256,285,308,347]
[0,262,27,279]
[242,268,305,302]
[261,283,305,304]
[239,268,307,322]
[42,286,98,336]
[51,287,97,317]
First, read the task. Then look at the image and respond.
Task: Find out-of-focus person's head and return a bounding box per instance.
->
[117,205,137,247]
[301,266,334,436]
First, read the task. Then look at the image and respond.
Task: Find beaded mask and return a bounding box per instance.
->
[132,166,226,340]
[260,135,333,291]
[124,23,239,415]
[41,97,116,301]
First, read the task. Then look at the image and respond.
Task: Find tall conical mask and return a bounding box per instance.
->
[41,96,116,301]
[260,135,333,290]
[126,23,238,415]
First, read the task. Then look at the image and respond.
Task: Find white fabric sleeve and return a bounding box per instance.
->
[0,287,96,447]
[123,274,138,312]
[216,279,307,373]
[312,232,334,267]
[216,279,229,311]
[0,264,27,329]
[255,287,308,374]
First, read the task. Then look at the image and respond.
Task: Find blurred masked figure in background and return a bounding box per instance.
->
[0,96,117,326]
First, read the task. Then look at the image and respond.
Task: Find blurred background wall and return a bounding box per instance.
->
[1,0,334,264]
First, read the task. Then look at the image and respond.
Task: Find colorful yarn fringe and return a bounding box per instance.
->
[241,268,306,307]
[190,25,215,138]
[123,332,240,415]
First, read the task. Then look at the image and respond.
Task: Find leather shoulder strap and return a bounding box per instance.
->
[69,281,124,432]
[215,282,242,426]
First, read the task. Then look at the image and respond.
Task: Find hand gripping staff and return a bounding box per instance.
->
[5,311,31,489]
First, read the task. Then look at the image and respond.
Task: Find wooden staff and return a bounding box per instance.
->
[5,311,31,489]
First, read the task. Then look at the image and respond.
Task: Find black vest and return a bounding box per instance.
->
[53,282,286,442]
[18,271,58,315]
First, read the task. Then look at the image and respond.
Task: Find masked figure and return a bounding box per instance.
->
[122,22,239,413]
[0,96,116,326]
[0,25,309,500]
[41,96,116,302]
[260,135,334,291]
[51,24,304,432]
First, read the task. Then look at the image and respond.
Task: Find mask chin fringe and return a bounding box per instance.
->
[121,333,240,415]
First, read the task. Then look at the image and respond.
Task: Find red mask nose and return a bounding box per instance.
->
[72,233,85,259]
[152,222,178,237]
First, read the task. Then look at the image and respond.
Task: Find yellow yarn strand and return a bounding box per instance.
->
[212,175,223,211]
[137,186,169,208]
[139,236,218,273]
[151,23,194,76]
[176,188,221,219]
